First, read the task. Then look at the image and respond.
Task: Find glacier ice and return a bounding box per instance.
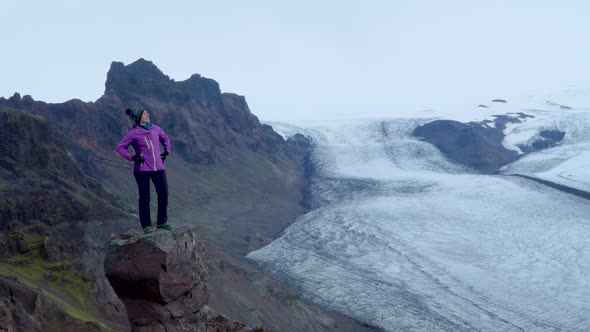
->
[250,95,590,331]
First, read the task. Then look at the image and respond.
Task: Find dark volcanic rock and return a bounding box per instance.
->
[530,130,566,150]
[412,118,519,173]
[105,59,174,101]
[105,229,263,332]
[491,99,508,103]
[412,112,567,174]
[287,133,312,151]
[105,229,210,329]
[516,130,566,153]
[220,93,257,133]
[540,130,566,141]
[545,100,573,110]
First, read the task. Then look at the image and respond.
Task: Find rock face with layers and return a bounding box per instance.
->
[105,229,268,332]
[105,229,210,331]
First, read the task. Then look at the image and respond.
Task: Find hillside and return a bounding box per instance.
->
[0,105,130,331]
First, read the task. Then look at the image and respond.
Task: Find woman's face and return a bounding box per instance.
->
[140,111,150,124]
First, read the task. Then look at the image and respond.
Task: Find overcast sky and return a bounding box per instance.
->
[2,1,589,121]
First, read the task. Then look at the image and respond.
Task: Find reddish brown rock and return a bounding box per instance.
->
[105,229,211,331]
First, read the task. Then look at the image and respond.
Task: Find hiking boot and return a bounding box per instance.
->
[143,226,154,234]
[157,223,172,231]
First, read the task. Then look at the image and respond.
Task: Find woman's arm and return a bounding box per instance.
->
[158,126,171,152]
[116,131,135,161]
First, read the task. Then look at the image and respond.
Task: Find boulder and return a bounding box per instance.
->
[104,229,211,331]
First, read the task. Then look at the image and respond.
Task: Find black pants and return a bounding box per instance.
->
[133,170,168,228]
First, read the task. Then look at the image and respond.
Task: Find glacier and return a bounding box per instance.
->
[248,92,590,331]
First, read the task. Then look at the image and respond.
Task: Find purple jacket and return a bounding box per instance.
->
[116,124,171,172]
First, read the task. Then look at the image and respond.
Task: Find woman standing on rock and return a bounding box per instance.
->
[116,107,172,234]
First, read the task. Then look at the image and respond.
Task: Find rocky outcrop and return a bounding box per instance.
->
[545,100,573,110]
[105,229,210,330]
[413,118,519,173]
[412,112,568,173]
[104,229,268,332]
[530,130,566,150]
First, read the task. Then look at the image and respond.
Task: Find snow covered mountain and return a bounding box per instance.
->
[247,90,590,331]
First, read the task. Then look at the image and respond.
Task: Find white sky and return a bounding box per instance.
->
[1,0,589,121]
